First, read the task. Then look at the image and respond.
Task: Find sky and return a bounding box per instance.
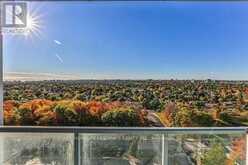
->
[3,2,248,81]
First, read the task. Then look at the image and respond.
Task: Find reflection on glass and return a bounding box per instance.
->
[0,131,246,165]
[80,134,163,165]
[80,133,246,165]
[167,134,246,165]
[1,133,74,165]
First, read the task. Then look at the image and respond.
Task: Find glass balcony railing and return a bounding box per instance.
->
[0,127,246,165]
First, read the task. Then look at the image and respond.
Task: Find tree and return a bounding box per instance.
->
[226,138,246,165]
[201,143,227,165]
[192,112,215,127]
[101,108,142,126]
[53,103,79,126]
[173,107,194,127]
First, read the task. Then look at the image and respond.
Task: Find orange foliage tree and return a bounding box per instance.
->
[3,99,146,126]
[226,138,246,165]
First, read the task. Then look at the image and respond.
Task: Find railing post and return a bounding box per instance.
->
[74,132,80,165]
[245,134,247,165]
[162,134,168,165]
[0,4,4,164]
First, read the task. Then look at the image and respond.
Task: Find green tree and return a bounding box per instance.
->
[173,107,194,127]
[202,143,227,165]
[193,112,215,127]
[53,104,79,126]
[101,108,142,126]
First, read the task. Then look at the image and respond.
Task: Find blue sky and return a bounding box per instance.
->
[3,2,248,80]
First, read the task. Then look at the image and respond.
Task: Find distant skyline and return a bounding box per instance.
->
[3,2,248,81]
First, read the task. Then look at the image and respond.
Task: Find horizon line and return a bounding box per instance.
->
[3,72,248,82]
[3,78,248,82]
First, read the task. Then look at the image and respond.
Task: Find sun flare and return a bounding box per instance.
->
[24,12,42,39]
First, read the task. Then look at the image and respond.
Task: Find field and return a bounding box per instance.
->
[3,79,248,127]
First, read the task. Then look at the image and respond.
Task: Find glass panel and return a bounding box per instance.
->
[0,133,74,165]
[80,134,163,165]
[167,133,246,165]
[0,130,246,165]
[80,132,246,165]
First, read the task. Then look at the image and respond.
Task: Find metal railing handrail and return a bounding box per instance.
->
[0,126,246,134]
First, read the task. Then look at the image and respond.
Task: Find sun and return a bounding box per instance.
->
[24,12,42,39]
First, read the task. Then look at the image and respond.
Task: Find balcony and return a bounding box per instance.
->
[0,127,246,165]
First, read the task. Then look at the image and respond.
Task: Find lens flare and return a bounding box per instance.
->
[24,9,43,39]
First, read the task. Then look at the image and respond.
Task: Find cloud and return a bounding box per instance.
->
[3,72,81,81]
[55,54,63,63]
[54,40,62,45]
